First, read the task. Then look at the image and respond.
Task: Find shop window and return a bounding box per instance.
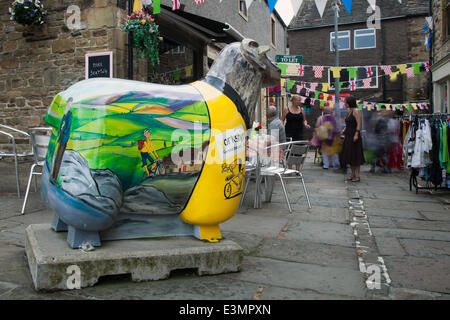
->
[171,46,185,54]
[238,0,248,20]
[354,29,376,49]
[330,31,351,51]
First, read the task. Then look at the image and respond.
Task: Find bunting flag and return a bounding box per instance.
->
[412,63,422,74]
[397,64,407,74]
[245,0,254,10]
[313,66,324,78]
[349,80,356,91]
[365,67,374,78]
[381,65,392,75]
[133,0,143,12]
[310,82,318,91]
[389,71,399,81]
[406,67,415,78]
[172,0,181,10]
[296,84,301,93]
[297,65,306,76]
[153,0,160,14]
[314,0,328,18]
[268,0,278,14]
[194,0,205,4]
[300,81,306,87]
[423,61,430,72]
[185,65,193,77]
[322,83,329,92]
[330,67,342,78]
[367,0,376,10]
[363,78,371,88]
[347,67,357,79]
[342,0,353,14]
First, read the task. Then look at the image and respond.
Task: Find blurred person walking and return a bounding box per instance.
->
[311,107,341,169]
[340,96,365,182]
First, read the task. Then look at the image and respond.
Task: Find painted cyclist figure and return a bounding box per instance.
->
[138,129,161,176]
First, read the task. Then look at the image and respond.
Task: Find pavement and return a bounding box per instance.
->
[0,154,449,300]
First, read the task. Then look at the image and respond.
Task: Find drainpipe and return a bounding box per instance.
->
[128,0,133,80]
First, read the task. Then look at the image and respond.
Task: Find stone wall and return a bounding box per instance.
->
[0,0,139,132]
[433,0,450,63]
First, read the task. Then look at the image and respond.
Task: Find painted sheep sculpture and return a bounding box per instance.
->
[42,39,281,248]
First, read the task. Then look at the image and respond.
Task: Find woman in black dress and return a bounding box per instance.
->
[281,95,311,141]
[340,95,365,182]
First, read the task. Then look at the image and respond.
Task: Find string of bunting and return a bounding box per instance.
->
[279,61,430,92]
[291,82,429,111]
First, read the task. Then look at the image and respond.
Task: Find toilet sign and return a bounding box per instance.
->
[85,51,113,79]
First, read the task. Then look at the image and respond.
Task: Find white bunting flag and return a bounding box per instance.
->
[314,0,328,18]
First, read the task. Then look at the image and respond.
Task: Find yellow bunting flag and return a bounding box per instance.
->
[322,83,329,92]
[323,93,329,101]
[390,71,399,82]
[397,64,407,74]
[412,104,418,110]
[133,0,143,12]
[330,67,342,78]
[280,79,286,87]
[185,65,193,77]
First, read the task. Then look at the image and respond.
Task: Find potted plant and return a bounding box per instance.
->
[8,0,47,26]
[122,9,162,67]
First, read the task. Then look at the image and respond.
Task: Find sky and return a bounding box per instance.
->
[275,0,303,26]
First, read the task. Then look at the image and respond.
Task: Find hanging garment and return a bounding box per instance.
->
[430,124,443,186]
[442,123,450,173]
[411,125,426,168]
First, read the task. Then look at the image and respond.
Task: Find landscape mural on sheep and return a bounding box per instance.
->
[42,39,281,248]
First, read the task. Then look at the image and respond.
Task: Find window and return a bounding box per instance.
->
[330,31,351,51]
[171,45,185,54]
[271,17,276,47]
[238,0,248,20]
[354,29,376,49]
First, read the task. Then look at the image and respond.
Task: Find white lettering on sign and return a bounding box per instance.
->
[215,125,246,161]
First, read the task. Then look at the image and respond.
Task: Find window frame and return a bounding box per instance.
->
[354,28,377,50]
[330,30,351,51]
[238,0,248,21]
[271,16,276,47]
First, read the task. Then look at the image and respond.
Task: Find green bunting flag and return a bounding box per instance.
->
[153,0,160,14]
[412,63,422,74]
[277,64,288,75]
[173,70,181,81]
[347,67,357,79]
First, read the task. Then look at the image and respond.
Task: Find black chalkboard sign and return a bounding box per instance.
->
[85,51,113,79]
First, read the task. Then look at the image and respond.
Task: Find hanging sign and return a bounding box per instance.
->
[276,55,303,64]
[85,51,113,79]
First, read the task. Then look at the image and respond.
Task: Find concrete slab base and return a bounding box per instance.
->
[25,224,243,291]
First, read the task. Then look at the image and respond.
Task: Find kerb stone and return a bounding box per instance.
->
[25,224,243,291]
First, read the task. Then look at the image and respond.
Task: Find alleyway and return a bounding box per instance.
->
[0,153,449,300]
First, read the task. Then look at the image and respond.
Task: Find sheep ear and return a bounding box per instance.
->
[241,39,266,69]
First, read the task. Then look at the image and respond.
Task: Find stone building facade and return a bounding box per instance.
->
[287,0,431,137]
[0,0,286,132]
[431,0,450,113]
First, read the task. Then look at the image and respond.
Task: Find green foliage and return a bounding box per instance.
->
[121,10,161,67]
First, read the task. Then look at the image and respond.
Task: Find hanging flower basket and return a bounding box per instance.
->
[122,10,162,67]
[8,0,47,26]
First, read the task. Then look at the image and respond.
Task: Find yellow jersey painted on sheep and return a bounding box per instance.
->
[180,80,247,242]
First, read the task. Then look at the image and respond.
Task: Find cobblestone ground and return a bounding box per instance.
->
[0,153,449,300]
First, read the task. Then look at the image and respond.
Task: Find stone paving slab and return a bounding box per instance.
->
[221,230,263,256]
[399,239,450,258]
[228,256,367,298]
[365,208,424,220]
[387,287,450,300]
[221,213,288,238]
[371,228,450,242]
[375,237,407,257]
[26,224,243,291]
[364,198,447,212]
[419,210,450,221]
[255,238,358,270]
[258,285,358,300]
[383,256,450,294]
[283,220,355,247]
[392,218,450,232]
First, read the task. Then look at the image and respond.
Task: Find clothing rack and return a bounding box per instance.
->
[404,114,450,194]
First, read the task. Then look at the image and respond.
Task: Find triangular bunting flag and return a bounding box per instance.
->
[314,0,328,18]
[342,0,352,14]
[268,0,278,14]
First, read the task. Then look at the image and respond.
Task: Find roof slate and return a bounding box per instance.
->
[289,0,429,29]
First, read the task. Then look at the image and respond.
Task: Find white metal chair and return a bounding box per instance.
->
[0,124,34,198]
[21,127,52,214]
[258,140,312,213]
